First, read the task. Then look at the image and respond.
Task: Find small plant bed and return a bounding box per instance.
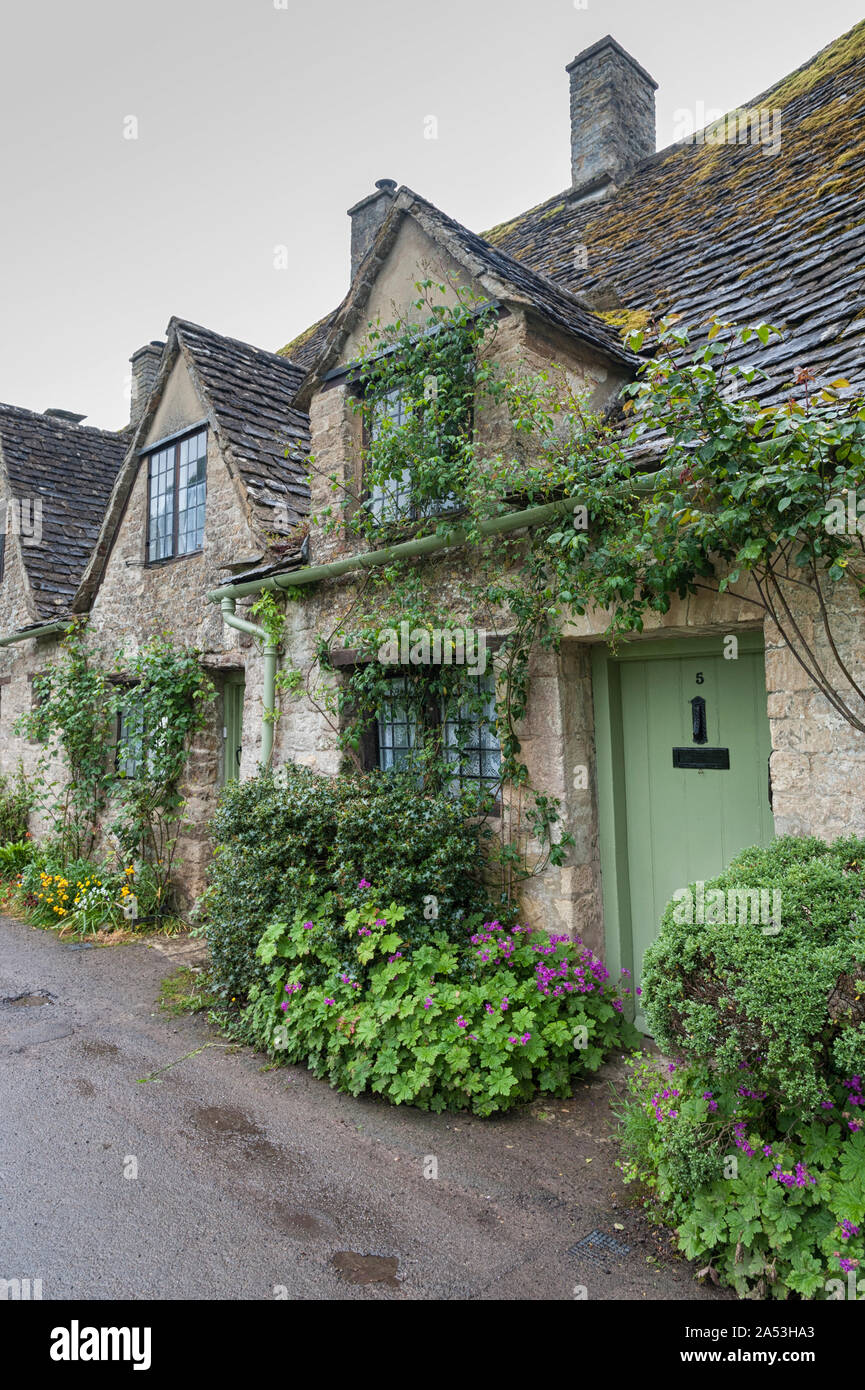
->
[233,890,635,1117]
[2,838,186,940]
[616,835,865,1299]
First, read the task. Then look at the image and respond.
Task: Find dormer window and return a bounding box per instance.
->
[146,427,207,563]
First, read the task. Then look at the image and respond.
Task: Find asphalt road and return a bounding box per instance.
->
[0,914,725,1301]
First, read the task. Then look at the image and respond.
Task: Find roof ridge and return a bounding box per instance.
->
[172,317,307,372]
[0,399,123,437]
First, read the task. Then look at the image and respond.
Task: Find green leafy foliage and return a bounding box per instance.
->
[642,835,865,1110]
[617,834,865,1299]
[107,636,215,914]
[204,764,501,1002]
[0,839,36,878]
[617,1054,865,1299]
[0,765,35,844]
[240,896,630,1116]
[15,620,117,858]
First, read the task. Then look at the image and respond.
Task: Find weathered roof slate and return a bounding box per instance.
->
[484,20,865,401]
[406,190,639,366]
[0,403,126,619]
[173,319,311,535]
[293,185,639,402]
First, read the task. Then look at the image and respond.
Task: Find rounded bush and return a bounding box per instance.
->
[642,835,865,1109]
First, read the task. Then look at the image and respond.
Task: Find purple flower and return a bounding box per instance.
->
[358,879,371,889]
[302,921,314,931]
[456,1016,468,1029]
[324,998,335,1006]
[840,1220,860,1240]
[423,997,433,1010]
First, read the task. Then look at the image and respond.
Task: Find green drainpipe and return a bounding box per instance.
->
[219,597,278,768]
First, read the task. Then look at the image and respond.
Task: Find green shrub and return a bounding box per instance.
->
[0,765,34,843]
[641,835,865,1110]
[616,834,865,1299]
[617,1054,865,1299]
[240,894,632,1116]
[205,766,500,1002]
[0,839,36,878]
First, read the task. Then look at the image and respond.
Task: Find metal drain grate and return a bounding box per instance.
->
[568,1229,631,1264]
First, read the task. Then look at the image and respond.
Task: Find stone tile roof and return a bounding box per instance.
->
[174,319,311,535]
[293,186,639,403]
[0,403,126,619]
[484,20,865,402]
[405,190,639,366]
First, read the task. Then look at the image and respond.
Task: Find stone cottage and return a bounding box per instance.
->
[1,24,864,1025]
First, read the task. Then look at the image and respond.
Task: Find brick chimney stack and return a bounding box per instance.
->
[567,37,657,195]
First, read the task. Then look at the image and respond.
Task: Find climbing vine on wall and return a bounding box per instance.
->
[270,285,865,898]
[16,623,214,907]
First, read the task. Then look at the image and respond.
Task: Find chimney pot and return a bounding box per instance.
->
[566,36,657,194]
[347,180,398,281]
[129,340,165,428]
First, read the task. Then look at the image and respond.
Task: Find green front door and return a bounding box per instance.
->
[593,635,774,1031]
[223,676,245,784]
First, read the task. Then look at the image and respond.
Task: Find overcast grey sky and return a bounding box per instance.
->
[0,0,861,428]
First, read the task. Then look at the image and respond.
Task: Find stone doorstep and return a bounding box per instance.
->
[146,935,209,968]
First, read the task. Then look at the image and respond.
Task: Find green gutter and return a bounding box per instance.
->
[219,598,278,768]
[208,495,588,604]
[208,479,670,759]
[0,620,71,649]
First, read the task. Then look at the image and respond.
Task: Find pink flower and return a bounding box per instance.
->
[423,997,433,1009]
[456,1016,468,1028]
[324,998,335,1006]
[358,879,371,889]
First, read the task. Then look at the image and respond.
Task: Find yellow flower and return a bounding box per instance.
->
[126,866,135,876]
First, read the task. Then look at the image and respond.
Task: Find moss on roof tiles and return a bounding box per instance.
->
[277,314,330,360]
